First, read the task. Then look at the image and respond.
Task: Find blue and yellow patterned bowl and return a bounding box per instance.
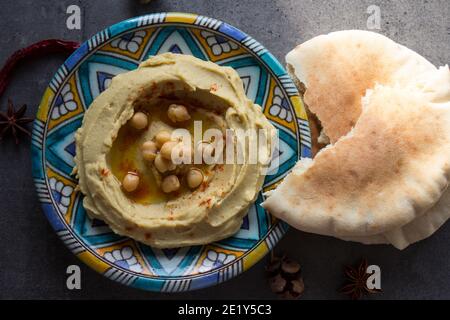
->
[31,13,311,292]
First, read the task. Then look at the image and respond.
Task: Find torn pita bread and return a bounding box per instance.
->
[339,67,450,249]
[285,30,436,144]
[262,68,450,240]
[266,30,450,249]
[340,188,450,249]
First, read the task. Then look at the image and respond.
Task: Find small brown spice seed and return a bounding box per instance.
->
[266,257,281,273]
[281,258,301,274]
[291,278,305,296]
[268,274,286,293]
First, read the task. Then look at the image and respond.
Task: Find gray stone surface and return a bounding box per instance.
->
[0,0,449,300]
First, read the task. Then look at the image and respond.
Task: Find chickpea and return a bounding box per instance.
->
[122,172,139,192]
[161,175,180,193]
[167,104,191,122]
[155,130,172,148]
[186,168,204,189]
[160,141,180,160]
[141,140,157,161]
[130,112,148,130]
[154,154,176,173]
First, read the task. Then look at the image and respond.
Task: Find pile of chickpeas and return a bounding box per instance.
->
[122,104,206,194]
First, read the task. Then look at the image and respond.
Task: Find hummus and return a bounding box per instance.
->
[74,53,275,248]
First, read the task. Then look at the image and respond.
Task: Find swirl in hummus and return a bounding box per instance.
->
[74,53,275,248]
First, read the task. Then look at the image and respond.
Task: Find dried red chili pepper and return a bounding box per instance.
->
[0,39,80,98]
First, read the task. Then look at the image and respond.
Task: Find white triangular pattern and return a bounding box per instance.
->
[240,76,251,94]
[88,63,129,99]
[156,31,194,56]
[151,246,190,274]
[83,214,113,236]
[265,138,295,176]
[49,131,76,168]
[231,204,260,241]
[232,66,260,102]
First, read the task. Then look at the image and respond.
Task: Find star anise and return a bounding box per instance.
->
[340,258,380,300]
[0,99,34,144]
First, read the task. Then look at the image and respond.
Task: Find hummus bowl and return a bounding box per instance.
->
[31,13,311,292]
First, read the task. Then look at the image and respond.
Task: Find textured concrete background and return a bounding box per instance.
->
[0,0,449,300]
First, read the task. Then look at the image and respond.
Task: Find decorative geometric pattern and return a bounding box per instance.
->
[200,30,239,55]
[110,30,147,53]
[51,83,77,120]
[48,176,73,215]
[31,13,312,292]
[104,246,144,273]
[269,86,293,123]
[199,250,236,273]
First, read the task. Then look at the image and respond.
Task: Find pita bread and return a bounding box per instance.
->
[340,188,450,249]
[267,30,450,249]
[339,67,450,249]
[285,30,436,143]
[262,69,450,238]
